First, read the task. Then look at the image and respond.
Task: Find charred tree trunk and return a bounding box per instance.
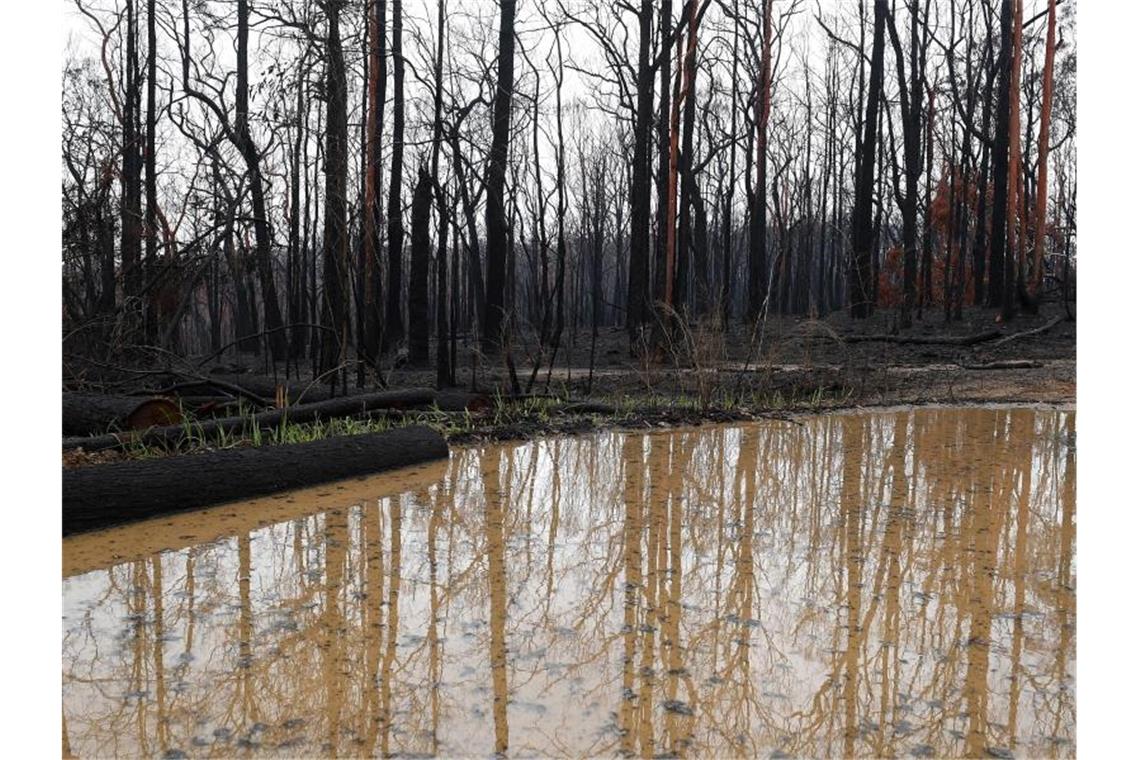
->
[747,0,773,322]
[384,0,406,353]
[63,426,448,535]
[320,0,351,385]
[143,0,158,343]
[678,0,706,318]
[661,28,682,324]
[923,84,936,315]
[626,0,655,342]
[1006,0,1024,319]
[850,0,888,319]
[971,17,996,306]
[432,0,451,385]
[721,1,740,325]
[988,0,1013,311]
[236,0,287,360]
[546,34,569,381]
[288,52,310,359]
[885,2,922,329]
[409,167,432,365]
[436,186,451,385]
[654,0,675,326]
[482,0,518,353]
[361,0,386,367]
[1029,0,1057,306]
[121,0,143,306]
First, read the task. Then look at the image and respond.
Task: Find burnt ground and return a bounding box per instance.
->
[62,303,1074,466]
[384,302,1075,443]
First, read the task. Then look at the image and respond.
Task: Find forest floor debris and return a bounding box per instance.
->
[62,305,1074,469]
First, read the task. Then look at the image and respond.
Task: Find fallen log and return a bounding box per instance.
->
[139,378,271,407]
[958,359,1044,370]
[990,316,1063,348]
[206,373,337,404]
[843,328,1002,346]
[63,364,133,392]
[173,396,248,414]
[63,393,182,437]
[146,373,335,405]
[62,425,448,535]
[63,387,435,452]
[433,389,493,412]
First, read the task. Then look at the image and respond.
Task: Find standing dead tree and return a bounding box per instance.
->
[850,0,888,319]
[319,0,350,388]
[483,0,519,354]
[175,0,287,359]
[360,0,386,369]
[384,0,407,354]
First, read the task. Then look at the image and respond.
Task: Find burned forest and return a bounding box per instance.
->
[52,3,1091,757]
[61,0,1076,504]
[63,0,1075,369]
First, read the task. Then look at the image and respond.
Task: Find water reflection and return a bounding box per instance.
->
[62,407,1075,758]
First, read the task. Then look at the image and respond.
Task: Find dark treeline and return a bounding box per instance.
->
[62,0,1076,385]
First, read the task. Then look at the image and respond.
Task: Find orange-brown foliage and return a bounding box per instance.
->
[878,245,904,307]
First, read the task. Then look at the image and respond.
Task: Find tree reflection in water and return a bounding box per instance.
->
[62,407,1075,758]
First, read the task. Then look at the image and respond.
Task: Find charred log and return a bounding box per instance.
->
[63,394,182,437]
[63,388,435,452]
[63,425,448,534]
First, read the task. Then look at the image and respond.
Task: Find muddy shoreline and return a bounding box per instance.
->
[63,304,1074,465]
[443,359,1074,446]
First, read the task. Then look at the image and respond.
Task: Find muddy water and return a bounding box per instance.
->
[62,406,1075,759]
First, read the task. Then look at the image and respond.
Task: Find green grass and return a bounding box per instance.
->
[599,384,854,416]
[117,382,858,461]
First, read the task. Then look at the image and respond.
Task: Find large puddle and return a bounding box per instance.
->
[62,406,1075,758]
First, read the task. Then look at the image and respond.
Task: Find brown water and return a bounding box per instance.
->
[62,406,1075,759]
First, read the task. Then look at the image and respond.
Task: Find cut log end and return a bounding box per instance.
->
[63,393,184,437]
[125,398,182,430]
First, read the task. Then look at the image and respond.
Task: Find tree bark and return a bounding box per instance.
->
[626,0,655,341]
[320,0,351,384]
[676,0,705,318]
[482,0,518,353]
[432,0,451,386]
[63,394,182,437]
[144,0,158,341]
[64,388,437,452]
[885,2,922,329]
[850,0,888,319]
[361,0,386,366]
[1029,0,1056,304]
[988,0,1013,311]
[121,0,143,304]
[409,167,433,365]
[843,328,1002,346]
[748,0,773,321]
[236,0,287,360]
[662,27,682,316]
[1006,0,1024,318]
[63,425,448,535]
[384,0,406,352]
[654,0,675,324]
